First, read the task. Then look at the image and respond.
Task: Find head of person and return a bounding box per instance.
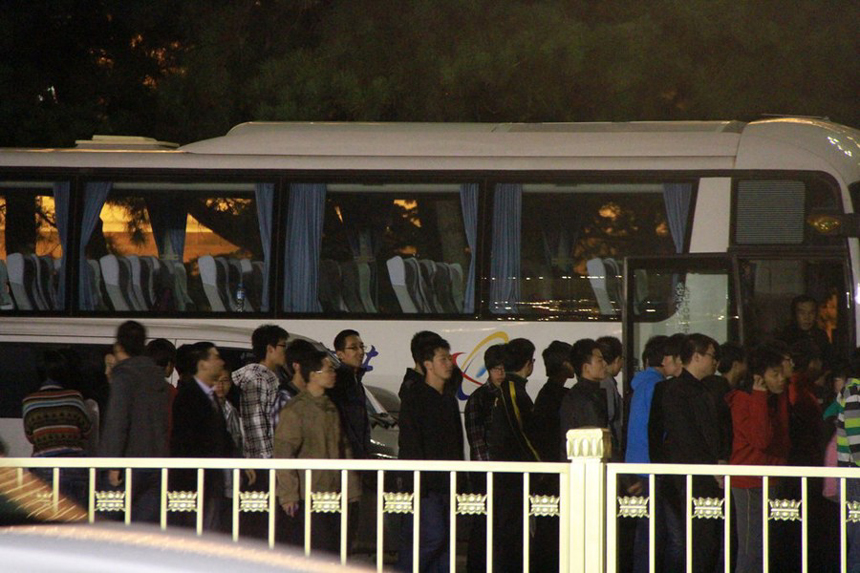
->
[642,335,668,369]
[742,345,787,395]
[296,350,336,392]
[115,320,147,359]
[503,338,536,377]
[38,349,71,387]
[680,333,720,379]
[334,329,365,370]
[419,338,453,384]
[410,330,443,373]
[790,339,823,377]
[188,341,224,386]
[570,338,607,381]
[174,343,195,382]
[662,333,687,377]
[717,341,747,385]
[791,295,819,332]
[146,338,177,379]
[764,339,793,379]
[830,360,850,397]
[543,341,573,380]
[484,343,507,386]
[596,336,623,377]
[252,324,289,368]
[284,339,318,391]
[214,369,232,401]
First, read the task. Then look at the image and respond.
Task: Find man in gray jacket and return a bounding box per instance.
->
[100,320,170,522]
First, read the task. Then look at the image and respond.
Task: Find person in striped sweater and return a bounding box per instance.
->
[22,349,92,505]
[836,348,860,571]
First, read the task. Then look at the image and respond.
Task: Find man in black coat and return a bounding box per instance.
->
[171,341,234,532]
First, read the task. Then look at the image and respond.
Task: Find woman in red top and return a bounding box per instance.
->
[727,345,791,573]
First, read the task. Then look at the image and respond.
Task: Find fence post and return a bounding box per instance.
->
[566,428,611,573]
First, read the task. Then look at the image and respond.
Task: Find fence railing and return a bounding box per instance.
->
[2,428,858,573]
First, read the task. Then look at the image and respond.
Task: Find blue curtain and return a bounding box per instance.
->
[146,196,187,261]
[79,182,111,310]
[53,182,70,309]
[283,183,326,312]
[459,183,478,313]
[490,184,522,314]
[255,183,274,311]
[663,183,693,253]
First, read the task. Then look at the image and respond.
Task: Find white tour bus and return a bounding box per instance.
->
[0,117,858,454]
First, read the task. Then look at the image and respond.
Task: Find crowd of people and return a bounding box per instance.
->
[16,292,860,572]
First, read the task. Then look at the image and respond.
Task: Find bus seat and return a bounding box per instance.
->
[119,256,145,311]
[28,254,50,310]
[432,263,457,314]
[0,260,14,310]
[238,259,260,312]
[197,255,226,312]
[99,255,131,311]
[126,256,150,310]
[225,258,253,312]
[385,256,418,313]
[171,261,193,311]
[87,259,106,311]
[356,262,377,313]
[213,257,234,310]
[6,254,32,310]
[139,256,158,309]
[418,259,443,313]
[586,258,615,316]
[604,257,623,311]
[340,260,367,313]
[318,259,345,313]
[403,257,431,312]
[448,263,464,313]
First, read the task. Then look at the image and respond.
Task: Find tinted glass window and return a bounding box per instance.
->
[490,182,685,319]
[79,181,273,313]
[0,180,69,311]
[284,183,475,315]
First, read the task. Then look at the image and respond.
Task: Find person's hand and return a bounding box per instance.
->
[282,502,300,517]
[244,469,257,486]
[752,376,767,392]
[108,469,122,487]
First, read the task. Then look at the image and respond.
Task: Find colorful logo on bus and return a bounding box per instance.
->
[452,331,510,400]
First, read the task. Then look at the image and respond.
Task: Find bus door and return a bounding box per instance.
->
[621,255,740,394]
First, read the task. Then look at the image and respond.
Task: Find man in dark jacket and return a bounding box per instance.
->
[99,320,170,523]
[330,329,371,460]
[653,332,723,573]
[396,337,463,572]
[489,338,539,573]
[559,338,610,458]
[171,341,234,531]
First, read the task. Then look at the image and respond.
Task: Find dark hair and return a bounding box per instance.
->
[847,347,860,380]
[146,338,176,369]
[791,294,818,317]
[596,336,622,365]
[740,345,786,392]
[503,338,536,372]
[543,341,572,377]
[418,338,451,367]
[642,335,668,368]
[570,338,600,378]
[334,329,360,352]
[284,339,318,378]
[116,320,147,357]
[484,344,505,371]
[187,342,216,376]
[251,324,289,361]
[174,344,195,379]
[790,339,822,372]
[664,333,687,360]
[296,349,329,382]
[411,331,443,363]
[680,333,718,365]
[765,339,791,358]
[40,349,70,385]
[717,342,745,375]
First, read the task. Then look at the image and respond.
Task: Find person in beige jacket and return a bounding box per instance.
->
[274,349,360,553]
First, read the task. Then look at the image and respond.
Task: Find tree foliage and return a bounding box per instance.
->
[0,0,856,147]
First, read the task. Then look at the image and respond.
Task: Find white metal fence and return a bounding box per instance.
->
[2,428,859,573]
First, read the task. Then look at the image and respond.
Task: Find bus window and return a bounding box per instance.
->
[734,177,843,246]
[78,181,272,314]
[489,182,688,318]
[284,183,475,315]
[0,180,69,312]
[739,258,848,366]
